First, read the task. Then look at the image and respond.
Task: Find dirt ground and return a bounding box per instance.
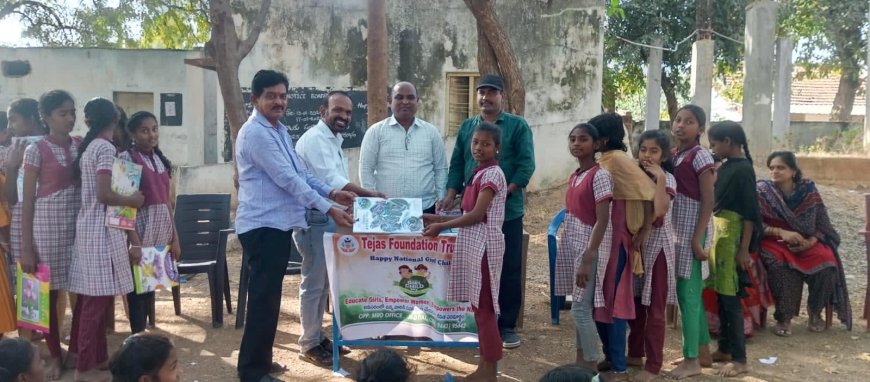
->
[41,175,870,382]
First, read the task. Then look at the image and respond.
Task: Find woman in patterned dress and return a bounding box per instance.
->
[3,98,48,344]
[423,121,506,382]
[627,130,678,382]
[756,151,851,335]
[68,98,144,382]
[587,113,656,382]
[553,123,612,371]
[665,105,715,380]
[20,90,81,380]
[119,111,180,334]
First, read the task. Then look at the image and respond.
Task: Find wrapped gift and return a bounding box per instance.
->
[353,197,423,234]
[133,245,180,294]
[16,263,50,332]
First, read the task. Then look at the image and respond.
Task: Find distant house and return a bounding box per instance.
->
[790,73,866,123]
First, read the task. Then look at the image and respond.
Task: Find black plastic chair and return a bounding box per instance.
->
[235,242,302,329]
[172,194,233,328]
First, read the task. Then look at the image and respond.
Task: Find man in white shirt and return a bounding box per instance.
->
[293,90,382,367]
[359,82,448,213]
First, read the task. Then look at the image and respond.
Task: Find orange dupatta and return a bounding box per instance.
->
[598,151,655,275]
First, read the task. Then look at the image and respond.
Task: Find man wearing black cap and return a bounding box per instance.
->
[438,73,535,349]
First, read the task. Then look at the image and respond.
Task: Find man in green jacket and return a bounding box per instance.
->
[438,74,535,349]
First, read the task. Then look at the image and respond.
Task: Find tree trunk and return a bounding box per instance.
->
[601,70,617,112]
[204,0,271,189]
[830,70,861,122]
[367,0,389,125]
[695,0,713,40]
[464,0,525,115]
[661,70,679,121]
[476,23,499,75]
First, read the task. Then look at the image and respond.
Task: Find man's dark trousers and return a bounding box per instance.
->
[497,216,524,331]
[237,227,294,382]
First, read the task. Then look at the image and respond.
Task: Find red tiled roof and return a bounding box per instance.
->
[791,73,866,116]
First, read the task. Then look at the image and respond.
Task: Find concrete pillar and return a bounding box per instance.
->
[645,36,663,131]
[203,70,218,164]
[773,36,794,149]
[690,39,714,126]
[742,0,778,157]
[865,4,870,152]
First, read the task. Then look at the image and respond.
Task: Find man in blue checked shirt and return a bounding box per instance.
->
[234,69,354,382]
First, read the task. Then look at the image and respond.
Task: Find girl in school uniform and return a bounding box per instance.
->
[665,105,715,380]
[120,111,180,334]
[19,90,81,379]
[587,113,655,382]
[627,130,678,382]
[423,121,506,382]
[4,98,49,344]
[553,123,612,372]
[68,98,144,382]
[706,121,761,378]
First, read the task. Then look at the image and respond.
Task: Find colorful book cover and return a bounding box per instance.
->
[133,245,180,294]
[13,136,42,198]
[105,158,142,230]
[16,263,50,333]
[353,197,424,234]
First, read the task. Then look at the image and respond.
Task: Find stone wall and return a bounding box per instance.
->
[226,0,605,191]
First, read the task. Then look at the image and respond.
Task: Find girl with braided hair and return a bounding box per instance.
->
[119,111,180,334]
[68,98,144,381]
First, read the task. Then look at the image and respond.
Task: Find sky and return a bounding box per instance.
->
[0,0,117,47]
[0,16,37,47]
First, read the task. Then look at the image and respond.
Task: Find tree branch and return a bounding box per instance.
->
[238,0,271,58]
[1,0,70,31]
[464,0,526,114]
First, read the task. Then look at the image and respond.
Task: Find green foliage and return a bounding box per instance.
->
[606,0,625,19]
[1,0,209,48]
[139,1,210,48]
[780,0,868,79]
[799,125,865,155]
[603,0,748,114]
[714,70,744,104]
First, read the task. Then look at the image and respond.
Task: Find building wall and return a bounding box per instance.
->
[225,0,604,191]
[0,47,209,167]
[2,0,605,193]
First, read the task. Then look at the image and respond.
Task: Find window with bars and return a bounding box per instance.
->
[445,72,480,137]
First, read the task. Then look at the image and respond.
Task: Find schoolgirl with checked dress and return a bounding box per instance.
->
[423,121,506,381]
[68,98,144,381]
[3,97,47,344]
[553,123,612,371]
[665,105,715,379]
[20,131,82,372]
[627,130,678,381]
[587,113,656,381]
[119,111,181,334]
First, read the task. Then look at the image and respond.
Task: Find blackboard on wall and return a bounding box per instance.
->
[227,87,368,151]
